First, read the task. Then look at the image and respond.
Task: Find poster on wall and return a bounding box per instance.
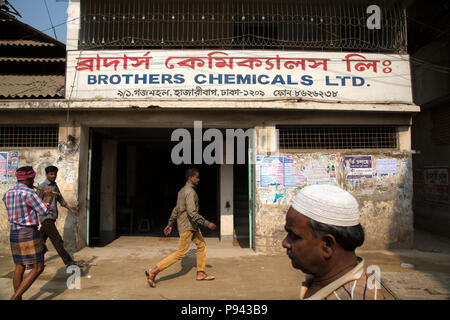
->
[344,155,373,179]
[7,151,19,184]
[304,158,334,185]
[283,157,306,187]
[259,155,307,187]
[0,152,7,183]
[328,154,338,178]
[260,156,284,186]
[0,151,19,184]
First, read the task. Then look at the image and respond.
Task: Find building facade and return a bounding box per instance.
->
[1,0,420,254]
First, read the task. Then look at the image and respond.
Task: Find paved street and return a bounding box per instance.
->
[0,230,449,300]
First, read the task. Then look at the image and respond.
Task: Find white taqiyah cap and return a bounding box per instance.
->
[291,184,360,227]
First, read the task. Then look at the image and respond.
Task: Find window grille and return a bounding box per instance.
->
[277,126,397,150]
[0,126,59,147]
[79,0,406,53]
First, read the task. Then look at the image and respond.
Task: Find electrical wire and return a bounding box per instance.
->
[4,2,450,99]
[43,0,58,40]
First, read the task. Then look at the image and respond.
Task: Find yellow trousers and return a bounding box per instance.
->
[156,229,206,272]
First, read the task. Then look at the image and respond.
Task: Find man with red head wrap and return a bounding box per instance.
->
[2,166,52,300]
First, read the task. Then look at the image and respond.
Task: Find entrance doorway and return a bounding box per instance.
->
[87,128,220,246]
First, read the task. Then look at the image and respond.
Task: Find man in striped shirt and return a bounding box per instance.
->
[2,166,52,300]
[282,184,395,300]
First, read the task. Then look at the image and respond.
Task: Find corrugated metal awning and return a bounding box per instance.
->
[0,40,57,47]
[0,57,65,62]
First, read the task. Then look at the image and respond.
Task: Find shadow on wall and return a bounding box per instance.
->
[351,152,414,251]
[62,209,79,255]
[387,154,414,250]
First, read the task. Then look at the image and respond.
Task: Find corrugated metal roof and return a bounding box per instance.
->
[0,40,56,47]
[0,75,65,98]
[0,57,65,63]
[0,11,65,100]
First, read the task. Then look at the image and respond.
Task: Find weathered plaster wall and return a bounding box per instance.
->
[0,125,82,254]
[254,151,414,254]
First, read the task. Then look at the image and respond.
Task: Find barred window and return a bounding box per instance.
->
[0,126,59,147]
[79,0,406,53]
[278,126,397,150]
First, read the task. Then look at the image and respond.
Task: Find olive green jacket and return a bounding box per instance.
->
[168,183,210,233]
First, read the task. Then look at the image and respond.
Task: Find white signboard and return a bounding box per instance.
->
[66,50,412,103]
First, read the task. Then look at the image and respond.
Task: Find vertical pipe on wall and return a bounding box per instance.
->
[248,144,254,250]
[86,130,93,247]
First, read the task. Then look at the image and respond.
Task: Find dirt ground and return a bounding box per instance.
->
[0,229,449,300]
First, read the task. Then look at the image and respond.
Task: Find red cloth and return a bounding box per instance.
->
[15,169,36,180]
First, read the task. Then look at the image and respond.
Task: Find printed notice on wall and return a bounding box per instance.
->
[376,158,398,176]
[344,156,373,179]
[0,152,7,183]
[283,157,306,187]
[328,154,338,178]
[304,158,334,185]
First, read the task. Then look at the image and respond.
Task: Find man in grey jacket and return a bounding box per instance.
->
[145,168,216,287]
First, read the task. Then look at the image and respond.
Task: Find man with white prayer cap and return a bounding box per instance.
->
[282,184,395,300]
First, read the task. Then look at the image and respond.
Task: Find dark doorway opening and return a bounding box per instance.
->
[87,128,220,247]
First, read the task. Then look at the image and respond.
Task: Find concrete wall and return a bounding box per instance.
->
[0,124,83,253]
[0,108,415,254]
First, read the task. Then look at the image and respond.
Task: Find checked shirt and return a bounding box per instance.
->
[2,184,49,231]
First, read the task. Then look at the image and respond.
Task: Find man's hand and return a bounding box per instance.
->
[208,222,216,231]
[70,207,79,216]
[164,226,172,236]
[43,189,52,203]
